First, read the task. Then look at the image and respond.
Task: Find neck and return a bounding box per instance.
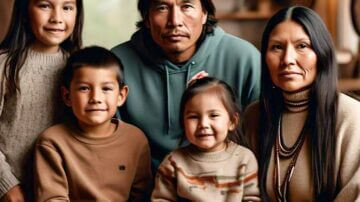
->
[282,88,311,112]
[31,43,60,54]
[165,49,195,64]
[77,120,116,138]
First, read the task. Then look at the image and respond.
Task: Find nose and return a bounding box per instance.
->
[89,89,102,104]
[198,117,210,129]
[282,45,296,66]
[167,6,183,28]
[49,8,63,24]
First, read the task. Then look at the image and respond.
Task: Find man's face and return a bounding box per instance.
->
[146,0,207,63]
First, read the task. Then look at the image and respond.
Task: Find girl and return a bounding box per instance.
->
[242,6,360,201]
[0,0,83,201]
[152,77,260,201]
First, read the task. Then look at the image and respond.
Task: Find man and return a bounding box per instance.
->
[112,0,260,170]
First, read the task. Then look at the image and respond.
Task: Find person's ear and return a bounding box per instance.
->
[61,86,72,107]
[229,113,240,131]
[201,10,208,25]
[117,85,129,107]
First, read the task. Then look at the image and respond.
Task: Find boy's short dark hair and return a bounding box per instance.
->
[62,46,125,89]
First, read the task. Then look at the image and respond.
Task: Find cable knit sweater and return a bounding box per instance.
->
[0,49,66,198]
[151,141,260,201]
[242,92,360,201]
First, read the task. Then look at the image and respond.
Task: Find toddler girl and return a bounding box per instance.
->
[151,77,260,201]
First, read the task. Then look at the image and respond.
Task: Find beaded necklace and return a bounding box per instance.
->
[273,114,309,202]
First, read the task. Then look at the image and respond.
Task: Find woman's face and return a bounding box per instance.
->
[266,20,317,92]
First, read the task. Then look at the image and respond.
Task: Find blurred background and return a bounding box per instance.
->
[0,0,359,98]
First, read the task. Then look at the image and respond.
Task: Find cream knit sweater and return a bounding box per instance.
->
[242,93,360,201]
[0,49,66,197]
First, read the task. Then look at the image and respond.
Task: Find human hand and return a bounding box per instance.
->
[187,71,209,86]
[0,186,25,202]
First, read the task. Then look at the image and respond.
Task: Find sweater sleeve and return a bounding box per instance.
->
[242,150,261,202]
[334,95,360,201]
[241,102,260,156]
[0,151,20,198]
[151,155,177,202]
[129,140,152,202]
[0,56,19,198]
[34,140,69,202]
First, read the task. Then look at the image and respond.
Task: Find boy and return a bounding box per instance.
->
[34,46,152,201]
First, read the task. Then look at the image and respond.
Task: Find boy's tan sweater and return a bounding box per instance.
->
[34,120,152,202]
[242,93,360,201]
[152,141,260,202]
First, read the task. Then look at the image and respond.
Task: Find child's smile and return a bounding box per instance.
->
[28,0,77,53]
[183,90,235,152]
[64,66,125,136]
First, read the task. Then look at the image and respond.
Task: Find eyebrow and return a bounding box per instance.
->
[36,0,76,4]
[268,37,310,43]
[184,109,221,114]
[63,0,76,5]
[152,0,166,4]
[182,0,196,3]
[152,0,196,4]
[73,81,117,85]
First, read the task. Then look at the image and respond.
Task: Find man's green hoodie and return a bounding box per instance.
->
[112,27,260,169]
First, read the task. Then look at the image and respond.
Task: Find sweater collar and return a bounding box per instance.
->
[27,48,65,65]
[185,141,238,162]
[67,119,122,145]
[282,88,311,112]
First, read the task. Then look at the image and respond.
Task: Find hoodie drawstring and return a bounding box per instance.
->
[165,66,171,134]
[164,62,193,135]
[185,63,192,85]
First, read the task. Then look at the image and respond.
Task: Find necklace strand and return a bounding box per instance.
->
[273,114,308,202]
[278,115,308,158]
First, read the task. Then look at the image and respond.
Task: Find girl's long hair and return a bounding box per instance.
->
[258,6,338,201]
[0,0,83,95]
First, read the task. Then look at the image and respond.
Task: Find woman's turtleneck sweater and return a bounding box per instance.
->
[266,88,313,202]
[242,90,360,201]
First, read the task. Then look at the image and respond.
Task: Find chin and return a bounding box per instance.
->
[198,144,214,151]
[283,85,311,93]
[164,46,184,54]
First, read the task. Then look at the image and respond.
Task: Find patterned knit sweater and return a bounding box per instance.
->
[151,141,260,201]
[242,92,360,201]
[0,49,66,198]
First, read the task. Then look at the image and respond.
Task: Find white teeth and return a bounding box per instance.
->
[45,29,64,32]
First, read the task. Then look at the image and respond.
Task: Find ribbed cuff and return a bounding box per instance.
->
[0,171,20,198]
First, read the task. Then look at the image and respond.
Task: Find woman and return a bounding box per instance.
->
[242,6,360,201]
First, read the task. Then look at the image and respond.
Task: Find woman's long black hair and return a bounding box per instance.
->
[0,0,83,95]
[258,6,338,201]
